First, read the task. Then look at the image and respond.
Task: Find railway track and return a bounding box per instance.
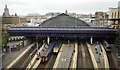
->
[107,53,119,70]
[37,54,57,70]
[12,46,36,68]
[77,41,93,68]
[77,42,82,68]
[20,48,37,68]
[84,42,93,68]
[12,42,42,68]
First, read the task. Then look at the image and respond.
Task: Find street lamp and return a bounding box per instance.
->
[68,40,70,44]
[9,45,11,59]
[68,40,70,47]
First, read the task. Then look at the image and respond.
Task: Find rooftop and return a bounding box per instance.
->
[41,13,89,26]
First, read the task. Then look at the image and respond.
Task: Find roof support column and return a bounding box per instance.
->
[90,36,93,44]
[36,37,39,52]
[47,36,50,45]
[9,45,11,58]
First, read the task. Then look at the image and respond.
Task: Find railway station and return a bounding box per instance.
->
[1,13,119,70]
[9,13,117,44]
[1,0,120,70]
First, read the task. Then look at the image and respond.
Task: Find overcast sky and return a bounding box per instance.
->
[0,0,120,16]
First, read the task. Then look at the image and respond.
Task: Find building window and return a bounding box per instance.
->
[112,13,113,18]
[115,12,116,18]
[118,12,119,18]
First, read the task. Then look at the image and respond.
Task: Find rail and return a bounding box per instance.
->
[99,43,109,69]
[72,42,78,69]
[26,43,45,69]
[53,44,64,68]
[86,42,99,69]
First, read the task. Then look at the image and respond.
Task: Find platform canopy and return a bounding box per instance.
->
[41,13,89,26]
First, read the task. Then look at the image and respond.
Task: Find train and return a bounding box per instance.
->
[103,41,111,53]
[35,40,57,62]
[53,41,62,53]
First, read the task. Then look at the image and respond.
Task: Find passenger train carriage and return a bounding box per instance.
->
[35,40,57,62]
[53,41,62,53]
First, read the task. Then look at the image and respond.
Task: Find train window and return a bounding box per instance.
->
[99,53,101,55]
[95,48,97,51]
[106,47,111,49]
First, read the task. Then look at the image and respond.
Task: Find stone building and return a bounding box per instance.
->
[2,5,27,25]
[2,16,20,25]
[95,12,104,18]
[2,5,10,17]
[91,12,108,26]
[109,8,120,19]
[108,1,120,27]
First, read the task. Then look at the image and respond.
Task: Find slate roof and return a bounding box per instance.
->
[41,13,89,26]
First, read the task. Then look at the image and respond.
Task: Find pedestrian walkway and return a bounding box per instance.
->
[2,44,32,68]
[54,44,74,68]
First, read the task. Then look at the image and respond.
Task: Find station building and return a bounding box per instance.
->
[3,36,30,52]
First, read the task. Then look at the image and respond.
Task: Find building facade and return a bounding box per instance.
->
[2,5,27,25]
[2,17,20,25]
[91,12,108,26]
[108,1,120,27]
[2,5,10,17]
[25,16,47,23]
[109,8,120,19]
[95,12,104,18]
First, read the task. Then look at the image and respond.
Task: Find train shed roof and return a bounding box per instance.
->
[41,13,89,26]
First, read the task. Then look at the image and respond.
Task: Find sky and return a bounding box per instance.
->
[0,0,120,16]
